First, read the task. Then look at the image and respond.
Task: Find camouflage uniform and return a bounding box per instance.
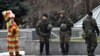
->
[35,14,52,55]
[82,12,99,56]
[58,15,73,55]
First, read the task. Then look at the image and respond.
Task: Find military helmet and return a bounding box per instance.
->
[47,24,52,30]
[60,23,67,30]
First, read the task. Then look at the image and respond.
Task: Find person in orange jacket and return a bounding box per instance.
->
[2,10,22,56]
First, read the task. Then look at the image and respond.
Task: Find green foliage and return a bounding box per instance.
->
[0,0,28,29]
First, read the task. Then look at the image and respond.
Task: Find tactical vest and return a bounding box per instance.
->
[84,17,95,37]
[59,17,68,31]
[39,20,50,33]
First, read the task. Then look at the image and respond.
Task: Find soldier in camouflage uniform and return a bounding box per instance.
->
[58,12,73,55]
[35,14,52,55]
[82,12,99,56]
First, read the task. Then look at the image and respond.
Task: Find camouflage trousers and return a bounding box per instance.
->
[85,34,97,56]
[59,31,71,42]
[39,35,50,43]
[59,31,71,54]
[38,35,50,55]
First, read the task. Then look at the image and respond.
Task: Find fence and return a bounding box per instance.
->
[0,28,100,55]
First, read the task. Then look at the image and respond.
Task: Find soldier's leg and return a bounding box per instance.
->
[65,33,70,55]
[60,32,66,55]
[40,42,44,55]
[39,36,45,55]
[60,37,65,54]
[45,36,50,55]
[85,37,92,56]
[87,43,92,56]
[65,42,69,55]
[90,42,97,56]
[91,37,97,56]
[60,42,65,55]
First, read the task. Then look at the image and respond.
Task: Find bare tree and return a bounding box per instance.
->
[85,0,90,13]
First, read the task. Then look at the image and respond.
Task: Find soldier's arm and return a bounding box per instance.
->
[35,20,41,35]
[93,19,99,36]
[67,18,74,27]
[82,20,85,31]
[58,18,62,26]
[46,22,52,35]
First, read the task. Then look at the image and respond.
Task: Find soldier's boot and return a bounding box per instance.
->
[40,42,44,55]
[60,42,65,55]
[9,52,14,56]
[65,42,69,55]
[45,42,50,55]
[15,51,22,56]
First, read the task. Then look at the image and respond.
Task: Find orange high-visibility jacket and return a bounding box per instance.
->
[2,10,20,52]
[6,20,19,51]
